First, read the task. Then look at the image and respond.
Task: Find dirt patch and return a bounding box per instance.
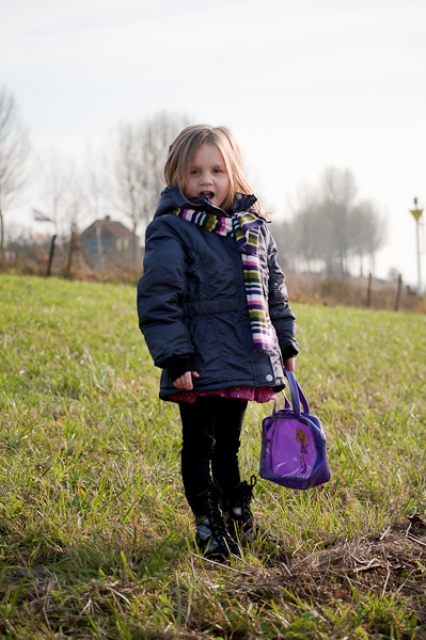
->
[242,517,426,623]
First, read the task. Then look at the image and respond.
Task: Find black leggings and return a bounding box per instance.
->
[179,395,248,517]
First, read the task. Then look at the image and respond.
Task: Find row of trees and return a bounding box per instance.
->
[273,168,386,276]
[1,85,387,277]
[0,85,188,257]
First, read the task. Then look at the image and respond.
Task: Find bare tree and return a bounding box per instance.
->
[0,87,30,252]
[32,147,80,272]
[285,186,325,271]
[82,144,111,222]
[350,200,387,275]
[36,148,76,235]
[271,218,297,270]
[113,112,189,261]
[273,168,387,277]
[274,184,337,273]
[114,123,146,259]
[79,145,112,269]
[142,112,189,213]
[320,167,358,275]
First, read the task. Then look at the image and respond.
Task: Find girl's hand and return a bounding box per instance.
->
[283,357,296,372]
[173,371,200,390]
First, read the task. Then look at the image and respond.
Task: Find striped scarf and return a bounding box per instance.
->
[171,206,275,352]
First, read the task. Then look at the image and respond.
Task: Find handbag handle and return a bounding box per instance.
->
[278,369,310,416]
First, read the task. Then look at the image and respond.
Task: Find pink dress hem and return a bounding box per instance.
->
[168,386,276,404]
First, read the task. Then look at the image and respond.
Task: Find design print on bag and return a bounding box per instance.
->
[296,428,309,474]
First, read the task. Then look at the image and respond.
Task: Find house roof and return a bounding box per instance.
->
[81,216,134,239]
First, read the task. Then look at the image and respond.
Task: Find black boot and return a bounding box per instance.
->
[222,475,258,544]
[194,485,240,561]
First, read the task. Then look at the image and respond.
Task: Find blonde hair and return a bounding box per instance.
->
[163,124,262,213]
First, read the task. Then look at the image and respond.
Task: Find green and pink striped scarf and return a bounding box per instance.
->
[171,206,275,353]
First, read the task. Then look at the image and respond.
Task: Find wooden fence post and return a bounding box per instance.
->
[394,273,403,311]
[65,231,75,278]
[366,272,373,308]
[46,235,57,277]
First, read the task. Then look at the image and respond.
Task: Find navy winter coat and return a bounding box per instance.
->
[137,187,299,401]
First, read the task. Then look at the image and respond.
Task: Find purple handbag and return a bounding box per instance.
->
[260,370,331,489]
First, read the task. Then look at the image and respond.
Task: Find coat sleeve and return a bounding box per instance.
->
[266,228,299,360]
[137,218,195,368]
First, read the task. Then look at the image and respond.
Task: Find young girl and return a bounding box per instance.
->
[137,125,298,560]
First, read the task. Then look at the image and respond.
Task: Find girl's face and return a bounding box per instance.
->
[185,144,231,209]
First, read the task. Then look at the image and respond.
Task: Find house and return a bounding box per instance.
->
[81,216,141,268]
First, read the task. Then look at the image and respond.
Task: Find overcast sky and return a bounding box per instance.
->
[1,0,425,286]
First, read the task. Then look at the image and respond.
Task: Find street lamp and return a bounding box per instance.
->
[409,197,424,297]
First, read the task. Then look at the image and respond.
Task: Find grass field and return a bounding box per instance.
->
[0,273,425,639]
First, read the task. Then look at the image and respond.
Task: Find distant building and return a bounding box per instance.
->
[80,216,140,268]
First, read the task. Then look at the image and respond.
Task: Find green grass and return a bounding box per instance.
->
[0,273,425,639]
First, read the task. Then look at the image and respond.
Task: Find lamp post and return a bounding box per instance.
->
[409,197,424,297]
